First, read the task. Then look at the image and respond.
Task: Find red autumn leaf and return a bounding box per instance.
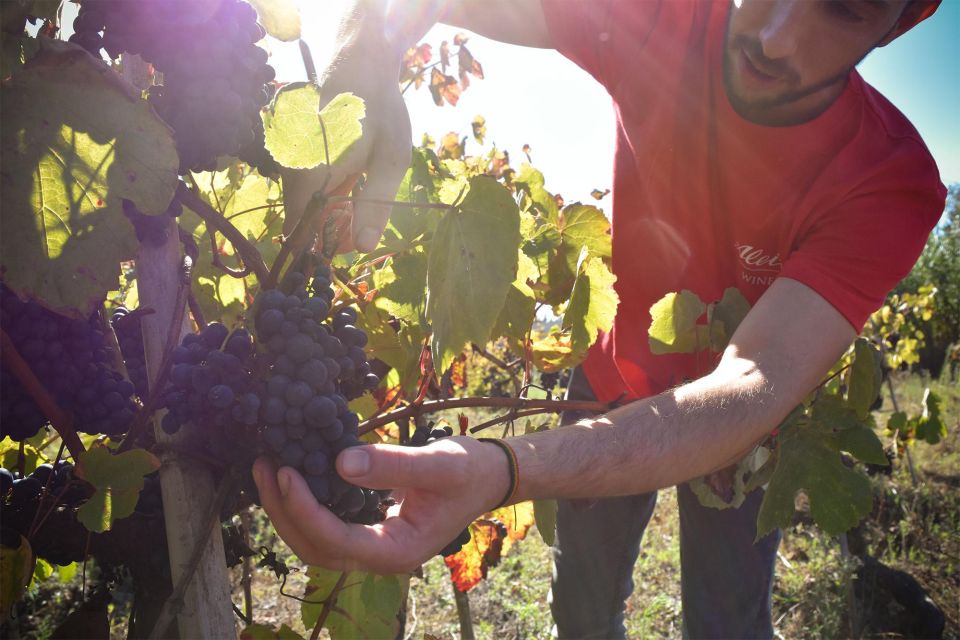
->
[444,519,507,592]
[429,68,460,107]
[489,502,536,553]
[458,413,469,435]
[450,353,468,389]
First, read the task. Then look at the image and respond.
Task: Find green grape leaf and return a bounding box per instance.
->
[427,177,520,372]
[847,338,882,418]
[1,533,34,622]
[246,0,301,41]
[531,326,587,372]
[886,411,907,434]
[240,623,305,640]
[493,252,538,340]
[556,204,612,274]
[707,287,751,352]
[358,303,422,392]
[263,85,364,170]
[387,147,442,243]
[812,394,886,465]
[513,163,558,221]
[916,389,946,444]
[562,249,618,352]
[1,439,39,475]
[757,400,879,538]
[75,447,160,533]
[301,568,405,640]
[31,558,52,583]
[185,171,282,325]
[239,624,276,640]
[0,42,179,317]
[648,290,709,354]
[374,249,429,326]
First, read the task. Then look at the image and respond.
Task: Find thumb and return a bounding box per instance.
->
[352,126,412,253]
[336,443,465,491]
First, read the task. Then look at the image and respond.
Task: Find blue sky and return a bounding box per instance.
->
[278,1,959,211]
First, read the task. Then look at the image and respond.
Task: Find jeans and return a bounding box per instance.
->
[549,368,781,639]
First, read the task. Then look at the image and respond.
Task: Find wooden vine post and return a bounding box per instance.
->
[138,216,236,639]
[123,55,236,639]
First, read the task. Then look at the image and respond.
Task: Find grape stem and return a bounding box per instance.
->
[266,191,328,290]
[147,470,237,640]
[176,182,270,285]
[0,328,85,459]
[310,571,349,640]
[359,396,614,435]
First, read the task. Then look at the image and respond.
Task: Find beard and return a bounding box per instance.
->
[721,10,875,124]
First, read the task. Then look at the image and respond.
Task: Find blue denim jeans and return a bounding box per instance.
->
[549,368,781,639]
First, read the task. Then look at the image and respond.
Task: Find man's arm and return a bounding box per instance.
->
[253,278,856,573]
[510,277,855,500]
[387,0,553,50]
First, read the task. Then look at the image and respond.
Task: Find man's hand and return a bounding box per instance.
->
[252,436,509,574]
[282,6,413,254]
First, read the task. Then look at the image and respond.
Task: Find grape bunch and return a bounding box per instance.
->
[1,461,91,566]
[1,284,139,441]
[538,368,571,394]
[70,0,279,176]
[255,260,384,524]
[158,322,261,464]
[121,197,183,248]
[111,305,149,398]
[404,421,472,556]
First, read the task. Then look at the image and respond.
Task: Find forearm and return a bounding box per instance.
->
[508,363,789,501]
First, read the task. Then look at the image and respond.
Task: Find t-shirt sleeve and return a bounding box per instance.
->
[779,161,946,332]
[540,0,663,87]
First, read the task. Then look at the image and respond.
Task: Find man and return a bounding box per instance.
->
[257,1,946,637]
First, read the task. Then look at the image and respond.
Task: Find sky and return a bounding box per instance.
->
[275,0,959,211]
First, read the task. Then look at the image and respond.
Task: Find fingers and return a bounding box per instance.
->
[352,100,412,252]
[336,441,470,492]
[254,457,428,573]
[253,458,327,562]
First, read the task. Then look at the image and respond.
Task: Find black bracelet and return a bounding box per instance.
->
[479,437,519,509]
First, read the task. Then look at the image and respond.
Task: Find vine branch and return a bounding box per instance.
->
[0,329,84,459]
[176,182,270,285]
[310,571,349,640]
[359,396,614,435]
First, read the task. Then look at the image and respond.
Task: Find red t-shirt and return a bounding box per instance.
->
[542,0,947,402]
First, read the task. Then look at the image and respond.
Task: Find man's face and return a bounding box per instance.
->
[724,0,906,125]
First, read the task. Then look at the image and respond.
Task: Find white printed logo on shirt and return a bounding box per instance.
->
[735,242,782,286]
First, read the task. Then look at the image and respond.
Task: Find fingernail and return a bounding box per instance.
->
[356,227,381,252]
[278,470,291,498]
[340,448,370,477]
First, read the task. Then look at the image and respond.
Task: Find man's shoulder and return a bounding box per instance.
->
[850,72,938,166]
